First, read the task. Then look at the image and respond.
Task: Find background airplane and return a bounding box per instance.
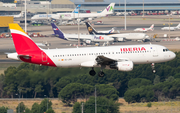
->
[8,23,176,77]
[161,23,180,31]
[85,22,150,42]
[134,24,154,32]
[31,5,81,20]
[51,23,114,45]
[5,11,24,18]
[56,3,115,22]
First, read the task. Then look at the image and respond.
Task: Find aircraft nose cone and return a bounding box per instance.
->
[171,52,176,59]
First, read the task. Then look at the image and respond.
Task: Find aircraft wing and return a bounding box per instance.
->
[96,55,129,65]
[96,55,116,65]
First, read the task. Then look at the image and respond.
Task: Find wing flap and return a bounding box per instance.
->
[96,55,130,65]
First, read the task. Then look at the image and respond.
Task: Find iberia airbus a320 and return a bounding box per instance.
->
[8,23,176,77]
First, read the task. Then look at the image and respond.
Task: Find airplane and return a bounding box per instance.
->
[161,23,180,31]
[31,5,81,20]
[85,22,150,42]
[5,11,24,18]
[8,23,176,77]
[51,23,114,45]
[55,3,115,21]
[134,24,154,32]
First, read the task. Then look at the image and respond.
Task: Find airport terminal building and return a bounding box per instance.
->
[1,0,180,14]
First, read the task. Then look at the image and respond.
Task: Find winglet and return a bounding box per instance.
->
[9,23,40,54]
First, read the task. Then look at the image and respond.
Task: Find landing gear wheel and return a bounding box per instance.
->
[89,70,96,76]
[98,71,105,77]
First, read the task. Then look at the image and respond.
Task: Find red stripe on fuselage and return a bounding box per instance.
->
[11,33,56,67]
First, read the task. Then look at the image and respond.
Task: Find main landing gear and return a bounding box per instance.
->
[151,63,156,73]
[89,68,96,76]
[89,65,105,77]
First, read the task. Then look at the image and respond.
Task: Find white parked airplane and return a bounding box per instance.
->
[8,23,176,77]
[134,24,154,32]
[98,28,115,33]
[31,5,81,20]
[85,22,150,42]
[5,11,24,18]
[56,3,115,21]
[51,23,114,45]
[161,23,180,31]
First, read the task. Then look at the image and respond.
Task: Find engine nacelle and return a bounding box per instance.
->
[81,61,97,67]
[85,40,91,44]
[116,37,124,42]
[110,61,133,71]
[88,18,92,21]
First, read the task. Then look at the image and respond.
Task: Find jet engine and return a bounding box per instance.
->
[110,61,133,71]
[116,37,124,42]
[85,40,91,44]
[88,18,92,21]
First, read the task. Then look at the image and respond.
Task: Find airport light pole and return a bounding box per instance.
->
[142,0,144,17]
[17,88,22,113]
[124,0,126,30]
[44,95,48,111]
[78,11,80,46]
[95,86,97,113]
[169,13,170,38]
[16,94,20,113]
[20,0,22,19]
[25,0,27,32]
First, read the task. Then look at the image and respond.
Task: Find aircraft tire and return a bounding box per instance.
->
[98,71,105,77]
[89,70,96,76]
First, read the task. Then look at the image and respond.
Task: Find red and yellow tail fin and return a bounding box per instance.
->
[9,23,40,54]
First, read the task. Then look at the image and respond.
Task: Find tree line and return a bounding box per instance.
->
[0,98,55,113]
[0,52,180,104]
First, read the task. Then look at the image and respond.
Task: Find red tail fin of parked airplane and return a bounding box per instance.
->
[9,23,56,67]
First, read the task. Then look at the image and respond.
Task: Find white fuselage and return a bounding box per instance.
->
[42,44,175,67]
[108,33,149,40]
[64,34,114,42]
[31,13,109,20]
[134,28,150,32]
[57,13,109,20]
[161,27,177,31]
[31,14,60,20]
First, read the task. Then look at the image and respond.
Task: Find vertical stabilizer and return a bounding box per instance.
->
[9,23,40,54]
[149,24,154,31]
[85,22,98,35]
[72,4,81,13]
[51,23,67,40]
[176,23,180,29]
[101,3,115,14]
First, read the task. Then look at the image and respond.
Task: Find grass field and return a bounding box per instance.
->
[1,98,180,113]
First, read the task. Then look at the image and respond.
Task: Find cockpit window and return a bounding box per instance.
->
[163,49,169,52]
